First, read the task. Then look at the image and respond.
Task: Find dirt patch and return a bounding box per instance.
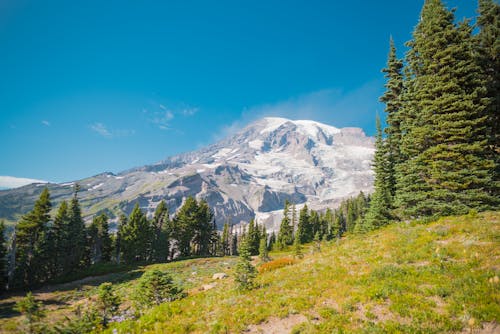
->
[428,296,447,315]
[246,314,307,334]
[356,301,410,325]
[458,322,500,334]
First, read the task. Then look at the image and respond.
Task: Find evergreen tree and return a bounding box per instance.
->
[380,37,404,199]
[296,204,308,243]
[221,221,230,256]
[88,214,112,264]
[14,292,45,334]
[192,200,215,256]
[0,221,6,291]
[247,219,260,255]
[134,270,183,308]
[14,188,51,288]
[96,282,120,327]
[234,237,256,290]
[268,231,276,251]
[258,229,269,262]
[52,201,70,277]
[172,197,198,257]
[290,203,297,232]
[396,0,497,217]
[121,203,151,262]
[114,214,126,264]
[293,231,303,259]
[309,210,320,240]
[67,185,88,270]
[277,201,293,248]
[476,0,500,198]
[363,115,392,229]
[151,201,169,262]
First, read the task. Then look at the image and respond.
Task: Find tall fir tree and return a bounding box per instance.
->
[277,201,293,248]
[297,204,311,243]
[88,213,112,264]
[396,0,497,217]
[172,197,198,257]
[14,187,51,288]
[363,115,392,229]
[52,201,70,276]
[121,203,151,262]
[220,221,230,256]
[234,237,256,290]
[192,199,215,256]
[67,185,88,270]
[476,0,500,198]
[380,38,404,199]
[151,201,169,262]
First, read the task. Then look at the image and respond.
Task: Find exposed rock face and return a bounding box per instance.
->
[0,117,374,231]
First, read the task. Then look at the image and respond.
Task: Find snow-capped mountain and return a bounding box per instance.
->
[0,117,374,231]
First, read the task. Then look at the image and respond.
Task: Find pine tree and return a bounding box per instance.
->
[380,37,404,199]
[14,292,45,334]
[221,221,230,256]
[96,283,120,327]
[293,231,303,259]
[172,197,198,257]
[234,237,257,290]
[151,201,169,262]
[52,201,70,276]
[247,219,260,255]
[192,200,215,256]
[121,203,151,263]
[0,221,7,291]
[476,0,500,198]
[68,185,88,270]
[88,214,112,264]
[277,201,293,248]
[298,204,312,243]
[396,0,497,217]
[363,115,392,229]
[134,270,183,308]
[258,230,269,262]
[268,231,276,251]
[114,214,126,264]
[14,188,51,288]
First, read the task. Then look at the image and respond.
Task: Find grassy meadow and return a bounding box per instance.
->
[1,211,498,333]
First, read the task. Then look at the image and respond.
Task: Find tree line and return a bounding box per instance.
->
[357,0,499,232]
[0,187,218,291]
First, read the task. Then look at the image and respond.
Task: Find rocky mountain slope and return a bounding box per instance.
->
[0,117,374,230]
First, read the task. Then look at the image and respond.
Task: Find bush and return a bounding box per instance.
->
[134,270,184,308]
[258,258,297,273]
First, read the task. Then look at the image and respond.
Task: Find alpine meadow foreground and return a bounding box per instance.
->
[1,211,498,333]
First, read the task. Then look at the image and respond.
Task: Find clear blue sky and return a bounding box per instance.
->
[0,0,478,184]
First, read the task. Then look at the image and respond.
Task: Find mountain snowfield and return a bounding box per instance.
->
[0,117,375,231]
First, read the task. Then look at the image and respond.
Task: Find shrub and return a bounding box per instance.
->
[134,270,184,308]
[258,258,297,273]
[96,282,121,327]
[14,292,45,334]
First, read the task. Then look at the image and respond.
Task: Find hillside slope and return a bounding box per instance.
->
[1,212,498,333]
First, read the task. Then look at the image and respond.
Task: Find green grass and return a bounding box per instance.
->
[1,211,498,333]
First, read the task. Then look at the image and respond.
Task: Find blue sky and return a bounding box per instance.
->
[0,0,478,184]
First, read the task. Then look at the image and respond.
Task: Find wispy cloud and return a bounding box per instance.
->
[217,80,383,139]
[144,102,198,131]
[90,123,135,138]
[182,107,198,116]
[0,176,48,189]
[41,120,50,127]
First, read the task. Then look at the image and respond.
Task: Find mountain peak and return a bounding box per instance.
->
[0,117,374,231]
